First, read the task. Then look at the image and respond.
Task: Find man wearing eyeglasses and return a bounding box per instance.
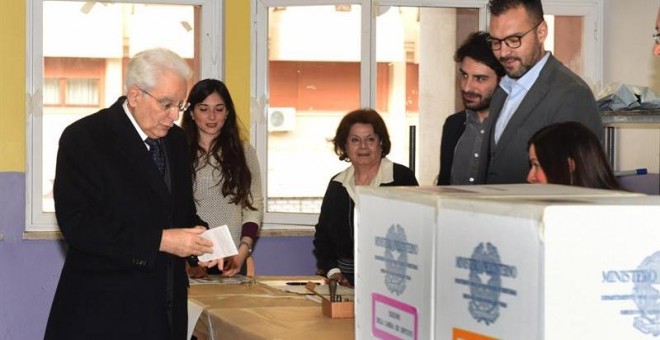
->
[480,0,603,184]
[45,48,215,340]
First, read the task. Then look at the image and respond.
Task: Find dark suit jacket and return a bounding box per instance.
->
[45,97,204,340]
[480,54,603,184]
[437,111,467,185]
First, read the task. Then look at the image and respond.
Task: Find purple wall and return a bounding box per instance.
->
[0,172,316,339]
[0,172,64,339]
[253,234,316,276]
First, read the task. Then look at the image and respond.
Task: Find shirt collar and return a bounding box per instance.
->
[333,157,394,201]
[499,51,550,94]
[123,98,149,144]
[465,109,484,124]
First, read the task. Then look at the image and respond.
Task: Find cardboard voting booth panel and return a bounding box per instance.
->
[437,195,660,339]
[394,183,641,199]
[355,184,654,340]
[355,190,438,339]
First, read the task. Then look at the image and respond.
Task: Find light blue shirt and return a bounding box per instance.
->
[493,52,550,143]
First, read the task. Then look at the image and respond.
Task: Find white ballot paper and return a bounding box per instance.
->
[197,225,238,262]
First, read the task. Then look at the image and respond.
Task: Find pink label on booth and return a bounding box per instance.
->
[372,293,418,340]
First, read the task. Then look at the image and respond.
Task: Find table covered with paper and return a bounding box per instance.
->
[188,276,355,340]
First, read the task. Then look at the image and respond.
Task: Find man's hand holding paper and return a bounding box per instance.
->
[197,225,239,270]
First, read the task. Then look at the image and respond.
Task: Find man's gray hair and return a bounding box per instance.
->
[125,48,192,92]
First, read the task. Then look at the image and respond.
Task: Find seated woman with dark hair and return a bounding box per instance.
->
[527,121,621,190]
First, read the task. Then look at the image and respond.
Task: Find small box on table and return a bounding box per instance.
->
[322,299,355,319]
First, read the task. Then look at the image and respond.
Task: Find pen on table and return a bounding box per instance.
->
[614,168,647,176]
[285,281,307,286]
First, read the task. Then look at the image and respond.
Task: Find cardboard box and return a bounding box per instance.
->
[322,299,355,319]
[354,184,654,339]
[438,195,660,339]
[305,281,355,319]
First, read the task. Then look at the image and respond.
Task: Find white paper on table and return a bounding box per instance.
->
[258,279,354,297]
[197,225,238,262]
[188,274,252,285]
[187,299,204,340]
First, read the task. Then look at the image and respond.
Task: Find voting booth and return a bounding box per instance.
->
[354,184,659,339]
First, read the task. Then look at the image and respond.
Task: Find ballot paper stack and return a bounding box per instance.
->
[597,82,660,111]
[354,184,660,339]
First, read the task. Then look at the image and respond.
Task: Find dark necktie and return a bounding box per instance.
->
[145,138,165,175]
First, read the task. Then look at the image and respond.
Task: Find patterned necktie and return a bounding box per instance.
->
[145,138,165,175]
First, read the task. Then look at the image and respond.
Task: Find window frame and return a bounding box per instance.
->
[542,1,603,89]
[26,0,224,231]
[251,0,602,229]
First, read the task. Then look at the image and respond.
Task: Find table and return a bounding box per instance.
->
[188,276,355,340]
[600,109,660,166]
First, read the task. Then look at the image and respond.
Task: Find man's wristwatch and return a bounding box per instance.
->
[239,241,253,256]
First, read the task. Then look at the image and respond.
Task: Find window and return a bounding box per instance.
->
[252,0,602,228]
[44,77,101,107]
[27,0,223,231]
[44,57,105,107]
[65,78,100,106]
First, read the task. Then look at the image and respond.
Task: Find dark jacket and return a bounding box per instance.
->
[437,111,467,185]
[480,54,603,184]
[313,162,418,275]
[45,97,204,340]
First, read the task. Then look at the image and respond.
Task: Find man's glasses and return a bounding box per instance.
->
[488,21,542,51]
[653,32,660,45]
[138,87,190,113]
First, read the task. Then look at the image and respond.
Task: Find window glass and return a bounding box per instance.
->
[36,1,199,217]
[258,0,602,228]
[43,78,60,105]
[65,79,100,106]
[263,4,482,216]
[375,7,480,184]
[545,15,585,78]
[266,5,362,214]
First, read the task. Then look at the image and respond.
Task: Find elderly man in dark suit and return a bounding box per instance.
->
[480,0,603,184]
[45,48,215,340]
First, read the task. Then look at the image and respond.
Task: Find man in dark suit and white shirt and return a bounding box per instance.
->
[481,0,603,184]
[437,31,505,185]
[45,48,216,340]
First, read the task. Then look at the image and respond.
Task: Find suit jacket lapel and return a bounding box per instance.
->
[106,98,172,207]
[493,55,557,150]
[160,139,173,193]
[484,86,507,152]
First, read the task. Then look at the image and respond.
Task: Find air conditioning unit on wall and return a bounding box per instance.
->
[267,107,296,132]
